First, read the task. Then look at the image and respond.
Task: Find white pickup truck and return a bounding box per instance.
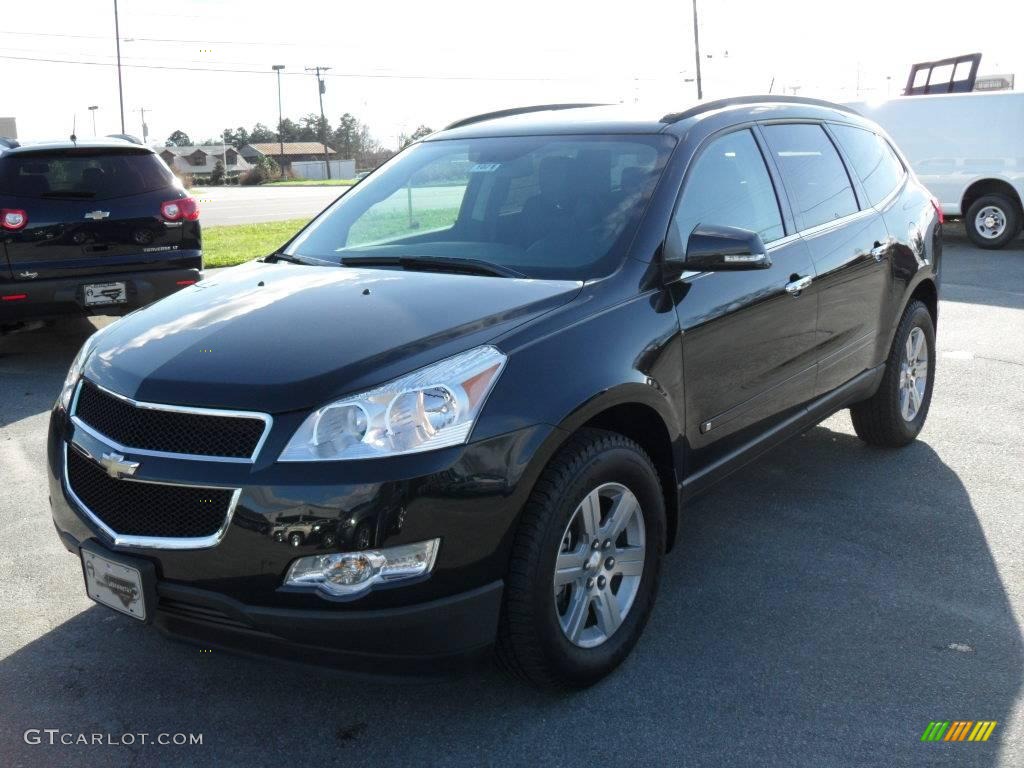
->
[849,91,1024,249]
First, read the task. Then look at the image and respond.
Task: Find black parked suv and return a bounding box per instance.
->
[0,137,200,330]
[48,98,941,688]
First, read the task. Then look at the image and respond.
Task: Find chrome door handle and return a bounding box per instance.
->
[870,240,892,261]
[785,275,813,295]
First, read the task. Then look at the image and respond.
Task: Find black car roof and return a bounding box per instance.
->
[430,96,866,141]
[0,137,153,158]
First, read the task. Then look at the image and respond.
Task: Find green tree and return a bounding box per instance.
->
[165,129,191,147]
[249,122,276,143]
[221,126,250,150]
[210,159,225,185]
[399,125,434,150]
[298,113,330,143]
[277,118,301,142]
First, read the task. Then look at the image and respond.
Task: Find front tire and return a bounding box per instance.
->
[497,428,665,689]
[965,194,1020,249]
[850,300,935,447]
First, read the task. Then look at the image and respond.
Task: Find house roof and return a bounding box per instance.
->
[158,145,252,174]
[161,144,242,156]
[244,142,336,156]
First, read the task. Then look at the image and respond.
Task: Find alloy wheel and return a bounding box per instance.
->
[899,327,929,421]
[553,482,646,648]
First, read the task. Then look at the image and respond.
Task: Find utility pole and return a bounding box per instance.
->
[305,66,332,179]
[691,0,703,100]
[88,106,99,136]
[113,0,125,132]
[134,106,148,143]
[272,65,286,178]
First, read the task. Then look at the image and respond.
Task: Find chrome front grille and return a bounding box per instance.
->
[71,379,272,463]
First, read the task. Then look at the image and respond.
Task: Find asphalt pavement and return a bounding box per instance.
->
[0,225,1022,767]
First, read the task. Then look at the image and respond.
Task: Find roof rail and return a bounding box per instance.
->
[444,103,608,131]
[105,133,144,145]
[0,136,20,150]
[661,95,860,124]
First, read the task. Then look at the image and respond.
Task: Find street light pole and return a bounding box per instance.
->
[305,66,332,180]
[691,0,703,100]
[88,106,99,136]
[272,65,286,178]
[113,0,125,132]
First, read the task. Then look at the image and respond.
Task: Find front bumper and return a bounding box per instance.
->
[0,266,201,323]
[48,405,557,669]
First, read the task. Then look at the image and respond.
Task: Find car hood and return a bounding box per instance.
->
[83,261,582,412]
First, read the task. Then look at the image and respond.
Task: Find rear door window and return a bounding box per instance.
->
[671,129,785,245]
[830,124,905,206]
[761,124,859,230]
[0,150,176,200]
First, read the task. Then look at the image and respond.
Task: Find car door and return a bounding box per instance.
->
[759,122,892,396]
[669,128,819,473]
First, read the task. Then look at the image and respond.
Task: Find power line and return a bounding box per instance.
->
[0,52,630,83]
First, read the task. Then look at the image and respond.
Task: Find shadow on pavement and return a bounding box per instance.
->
[1,426,1018,767]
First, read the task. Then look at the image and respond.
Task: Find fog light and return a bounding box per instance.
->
[284,539,439,599]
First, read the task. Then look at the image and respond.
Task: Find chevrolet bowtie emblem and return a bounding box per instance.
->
[84,210,110,220]
[99,452,140,479]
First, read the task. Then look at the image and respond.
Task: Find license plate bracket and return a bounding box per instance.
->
[80,540,158,623]
[83,281,127,307]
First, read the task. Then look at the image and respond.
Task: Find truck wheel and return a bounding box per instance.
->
[496,428,665,689]
[965,194,1020,249]
[850,300,935,447]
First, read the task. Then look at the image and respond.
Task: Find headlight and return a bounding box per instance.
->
[279,345,506,462]
[284,539,440,599]
[58,335,98,411]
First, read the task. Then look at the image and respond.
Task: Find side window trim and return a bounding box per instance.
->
[664,125,791,257]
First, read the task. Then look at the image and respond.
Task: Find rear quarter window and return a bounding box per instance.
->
[830,124,905,206]
[0,149,177,200]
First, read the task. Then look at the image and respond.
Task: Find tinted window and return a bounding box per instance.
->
[0,149,176,200]
[287,134,675,280]
[671,129,784,246]
[831,124,904,206]
[762,124,858,230]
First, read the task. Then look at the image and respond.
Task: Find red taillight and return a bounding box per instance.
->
[930,197,944,224]
[1,209,27,230]
[2,293,28,301]
[161,197,199,222]
[176,279,197,286]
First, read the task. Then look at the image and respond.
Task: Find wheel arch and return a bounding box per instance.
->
[961,178,1023,222]
[536,385,684,552]
[909,277,938,329]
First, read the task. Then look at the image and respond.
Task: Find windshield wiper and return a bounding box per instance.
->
[339,255,525,278]
[263,252,309,265]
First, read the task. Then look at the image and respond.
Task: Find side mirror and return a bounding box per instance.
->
[679,224,771,272]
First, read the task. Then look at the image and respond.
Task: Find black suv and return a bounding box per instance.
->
[48,98,941,688]
[0,137,201,330]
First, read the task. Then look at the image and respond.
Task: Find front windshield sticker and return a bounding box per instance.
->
[469,163,502,173]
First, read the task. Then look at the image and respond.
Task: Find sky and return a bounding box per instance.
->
[2,0,1023,150]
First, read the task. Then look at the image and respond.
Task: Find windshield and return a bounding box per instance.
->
[285,134,675,280]
[0,148,177,200]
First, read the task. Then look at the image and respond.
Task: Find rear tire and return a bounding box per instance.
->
[965,194,1020,249]
[496,428,665,690]
[850,300,935,447]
